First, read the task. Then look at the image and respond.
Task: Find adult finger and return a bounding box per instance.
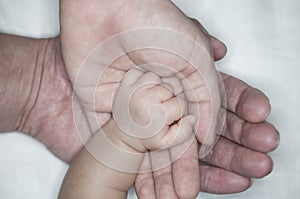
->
[222,74,271,123]
[135,153,156,199]
[201,137,273,178]
[135,142,252,196]
[209,35,227,61]
[170,138,200,199]
[168,136,252,195]
[223,111,280,153]
[151,150,179,199]
[199,165,251,194]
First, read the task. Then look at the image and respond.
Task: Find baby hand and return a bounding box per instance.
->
[111,68,196,152]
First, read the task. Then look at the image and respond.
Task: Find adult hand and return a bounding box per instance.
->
[60,0,225,147]
[134,73,279,198]
[59,0,279,197]
[0,32,279,198]
[134,19,279,198]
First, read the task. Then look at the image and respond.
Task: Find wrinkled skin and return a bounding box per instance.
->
[0,31,279,198]
[0,0,279,197]
[60,0,222,147]
[58,0,279,198]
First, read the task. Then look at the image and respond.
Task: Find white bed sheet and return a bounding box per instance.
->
[0,0,299,198]
[0,0,59,38]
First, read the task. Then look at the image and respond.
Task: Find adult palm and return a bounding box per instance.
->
[0,31,278,198]
[58,0,279,198]
[0,0,279,198]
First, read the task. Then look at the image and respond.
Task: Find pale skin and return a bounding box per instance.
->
[60,0,221,146]
[59,0,279,197]
[59,70,198,198]
[0,14,279,199]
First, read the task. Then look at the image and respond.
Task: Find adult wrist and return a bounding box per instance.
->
[0,34,57,132]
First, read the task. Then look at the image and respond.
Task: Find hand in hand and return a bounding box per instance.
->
[59,1,278,197]
[0,5,279,197]
[60,0,223,146]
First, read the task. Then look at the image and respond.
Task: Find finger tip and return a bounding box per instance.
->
[246,123,280,153]
[252,154,274,178]
[259,156,274,178]
[257,99,271,121]
[209,36,227,61]
[173,159,200,199]
[273,131,281,150]
[263,124,280,152]
[202,169,251,194]
[238,88,271,123]
[223,174,252,194]
[232,176,252,193]
[135,183,156,199]
[176,187,200,199]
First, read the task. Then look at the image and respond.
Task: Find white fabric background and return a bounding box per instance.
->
[0,0,59,38]
[0,0,299,198]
